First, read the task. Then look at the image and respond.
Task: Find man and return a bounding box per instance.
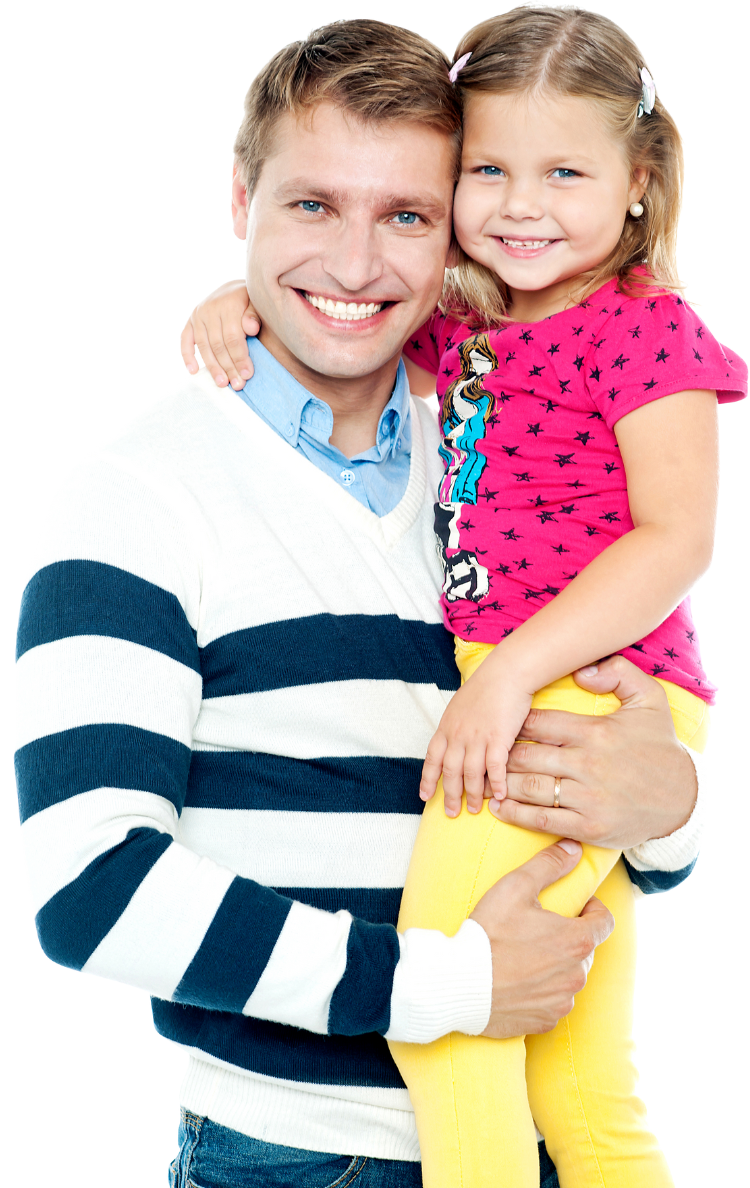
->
[15,20,702,1187]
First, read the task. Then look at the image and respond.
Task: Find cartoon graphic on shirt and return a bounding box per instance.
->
[439,335,499,504]
[434,501,490,604]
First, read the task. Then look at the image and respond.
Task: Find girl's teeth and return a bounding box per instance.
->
[305,293,383,320]
[502,239,553,249]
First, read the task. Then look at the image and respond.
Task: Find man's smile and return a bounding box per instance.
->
[302,291,386,321]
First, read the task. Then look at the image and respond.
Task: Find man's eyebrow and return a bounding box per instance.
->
[273,180,448,218]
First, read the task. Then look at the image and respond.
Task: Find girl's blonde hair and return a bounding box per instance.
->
[442,6,684,325]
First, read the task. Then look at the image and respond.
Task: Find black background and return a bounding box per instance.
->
[16,11,741,1188]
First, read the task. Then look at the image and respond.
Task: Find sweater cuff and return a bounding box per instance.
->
[384,919,492,1044]
[624,744,704,873]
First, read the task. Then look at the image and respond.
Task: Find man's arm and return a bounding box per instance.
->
[494,656,702,891]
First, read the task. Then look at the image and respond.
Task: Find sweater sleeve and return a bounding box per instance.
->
[15,456,491,1042]
[622,743,705,893]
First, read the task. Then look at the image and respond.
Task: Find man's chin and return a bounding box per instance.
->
[276,324,407,383]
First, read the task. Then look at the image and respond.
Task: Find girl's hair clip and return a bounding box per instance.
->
[449,52,472,84]
[637,66,656,117]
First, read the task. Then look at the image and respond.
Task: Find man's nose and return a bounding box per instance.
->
[322,216,384,294]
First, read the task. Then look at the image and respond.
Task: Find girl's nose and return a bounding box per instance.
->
[499,179,545,222]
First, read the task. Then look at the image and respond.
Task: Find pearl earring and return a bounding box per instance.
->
[629,202,644,217]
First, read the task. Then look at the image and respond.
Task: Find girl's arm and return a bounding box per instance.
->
[180,280,259,389]
[422,388,719,812]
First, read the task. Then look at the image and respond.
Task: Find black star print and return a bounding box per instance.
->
[478,489,498,502]
[527,422,542,435]
[554,453,576,467]
[485,601,506,612]
[599,511,620,523]
[566,480,584,489]
[458,518,475,530]
[515,558,532,570]
[563,571,579,580]
[502,445,520,457]
[579,299,590,309]
[574,355,584,371]
[686,631,695,643]
[589,338,606,351]
[587,411,603,420]
[429,331,437,346]
[676,298,683,306]
[537,510,557,524]
[514,472,533,482]
[409,340,422,351]
[486,415,501,426]
[604,462,619,474]
[500,528,522,540]
[630,643,644,652]
[560,503,577,514]
[474,604,487,616]
[548,343,561,356]
[498,391,515,403]
[529,364,545,377]
[664,647,679,660]
[502,627,514,638]
[495,563,511,576]
[558,378,571,394]
[442,367,453,377]
[529,495,546,507]
[589,366,602,381]
[655,348,670,363]
[643,378,657,390]
[543,584,560,596]
[693,349,703,363]
[505,351,516,365]
[647,300,657,312]
[575,431,593,446]
[667,321,678,332]
[542,400,559,413]
[551,543,570,554]
[524,588,543,600]
[611,354,629,370]
[585,525,599,536]
[651,663,667,675]
[445,338,454,350]
[607,388,620,401]
[520,330,533,343]
[695,327,703,339]
[464,622,477,635]
[572,325,584,336]
[627,326,641,339]
[613,306,624,317]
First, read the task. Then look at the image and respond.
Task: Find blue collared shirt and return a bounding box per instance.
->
[236,338,412,517]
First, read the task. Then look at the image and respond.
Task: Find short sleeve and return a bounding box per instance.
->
[402,309,450,377]
[587,291,747,429]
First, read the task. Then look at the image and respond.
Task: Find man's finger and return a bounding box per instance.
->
[508,839,582,899]
[180,321,199,375]
[577,895,615,948]
[490,796,587,840]
[505,771,567,807]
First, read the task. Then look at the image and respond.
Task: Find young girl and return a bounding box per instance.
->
[181,8,746,1186]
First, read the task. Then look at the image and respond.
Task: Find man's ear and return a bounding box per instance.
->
[232,164,249,240]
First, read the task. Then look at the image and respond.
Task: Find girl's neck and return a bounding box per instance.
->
[508,274,591,323]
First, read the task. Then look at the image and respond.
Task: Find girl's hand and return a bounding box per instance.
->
[420,670,534,816]
[180,280,260,389]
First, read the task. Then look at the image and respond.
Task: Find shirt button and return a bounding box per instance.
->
[284,422,294,438]
[340,469,356,486]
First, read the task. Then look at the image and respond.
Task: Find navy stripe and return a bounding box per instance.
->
[328,919,399,1037]
[15,725,191,823]
[200,614,459,697]
[274,888,402,927]
[623,855,697,894]
[35,827,172,969]
[173,878,293,1013]
[151,1000,405,1089]
[17,560,200,672]
[187,753,423,815]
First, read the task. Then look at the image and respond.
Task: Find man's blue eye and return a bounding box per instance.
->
[480,166,503,176]
[300,201,323,212]
[394,212,418,224]
[551,169,578,179]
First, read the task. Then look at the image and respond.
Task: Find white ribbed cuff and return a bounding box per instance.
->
[625,744,704,873]
[385,919,492,1044]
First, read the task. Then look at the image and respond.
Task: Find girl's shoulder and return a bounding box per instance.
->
[403,308,477,376]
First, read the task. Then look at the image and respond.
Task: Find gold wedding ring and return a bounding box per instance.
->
[553,777,562,808]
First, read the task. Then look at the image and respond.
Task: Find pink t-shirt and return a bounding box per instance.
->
[403,277,747,703]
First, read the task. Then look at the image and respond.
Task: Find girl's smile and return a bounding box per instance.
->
[453,91,648,321]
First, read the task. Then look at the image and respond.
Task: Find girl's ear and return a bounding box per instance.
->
[629,165,650,205]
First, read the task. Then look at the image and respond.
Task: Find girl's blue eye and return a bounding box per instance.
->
[394,212,418,225]
[551,168,578,179]
[300,200,323,212]
[479,166,504,176]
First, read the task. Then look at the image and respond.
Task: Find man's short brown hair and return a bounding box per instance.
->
[234,19,462,197]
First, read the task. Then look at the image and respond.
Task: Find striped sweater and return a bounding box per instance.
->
[15,368,703,1159]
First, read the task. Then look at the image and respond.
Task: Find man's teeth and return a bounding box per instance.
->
[305,293,384,320]
[502,239,553,249]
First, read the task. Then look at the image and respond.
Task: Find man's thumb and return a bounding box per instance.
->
[521,840,582,897]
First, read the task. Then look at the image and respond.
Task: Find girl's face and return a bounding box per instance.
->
[453,91,648,321]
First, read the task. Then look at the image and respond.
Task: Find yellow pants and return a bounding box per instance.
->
[390,639,709,1188]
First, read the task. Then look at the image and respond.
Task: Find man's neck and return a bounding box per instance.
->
[258,327,401,458]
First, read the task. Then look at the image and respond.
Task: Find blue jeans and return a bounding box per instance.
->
[169,1109,561,1187]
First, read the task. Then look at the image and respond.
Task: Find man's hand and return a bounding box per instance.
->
[472,840,614,1038]
[491,656,697,850]
[180,280,259,390]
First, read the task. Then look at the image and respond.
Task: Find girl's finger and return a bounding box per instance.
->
[192,327,229,387]
[441,745,467,816]
[462,745,487,813]
[420,734,448,802]
[485,744,509,802]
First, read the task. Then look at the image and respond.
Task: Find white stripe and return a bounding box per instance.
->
[177,808,420,888]
[16,635,201,750]
[194,680,451,759]
[20,787,178,913]
[243,900,352,1033]
[83,841,235,998]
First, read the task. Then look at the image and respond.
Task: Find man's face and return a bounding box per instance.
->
[232,103,455,389]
